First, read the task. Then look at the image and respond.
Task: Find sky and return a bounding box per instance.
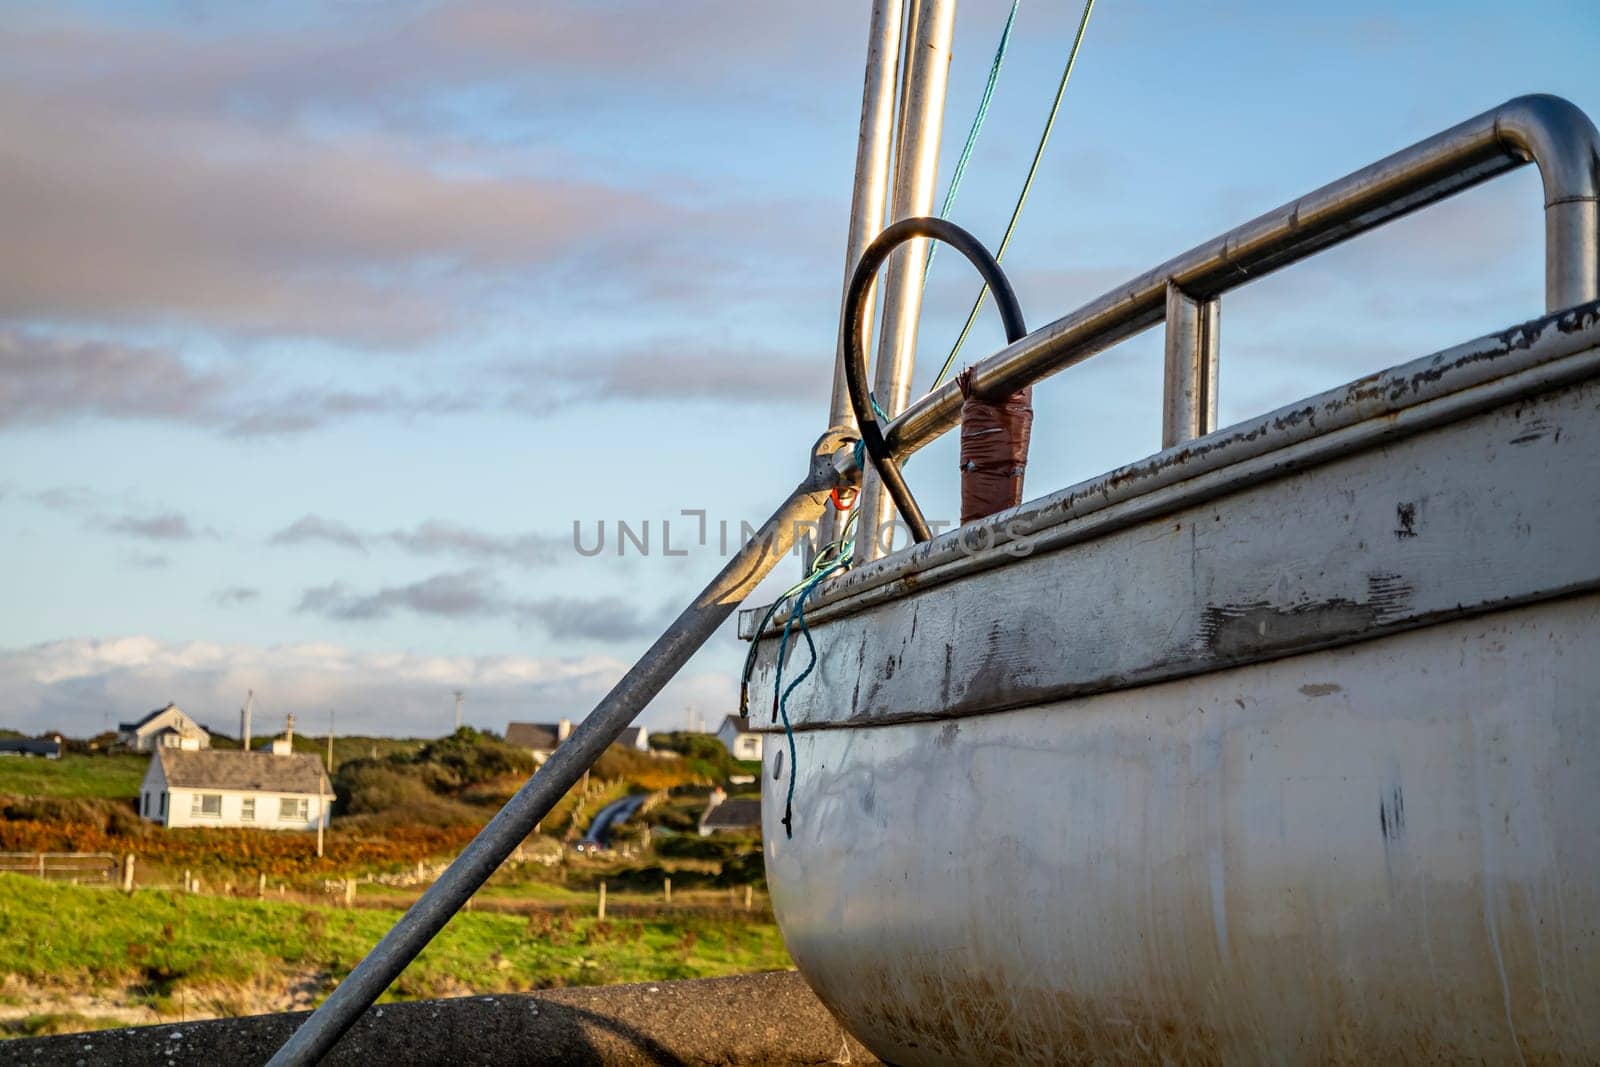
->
[2,0,1596,740]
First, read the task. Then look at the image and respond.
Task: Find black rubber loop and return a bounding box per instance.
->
[842,216,1028,545]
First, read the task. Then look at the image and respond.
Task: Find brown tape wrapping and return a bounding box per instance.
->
[956,369,1033,524]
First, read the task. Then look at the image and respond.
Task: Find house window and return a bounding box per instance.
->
[279,797,309,822]
[241,797,256,822]
[159,793,167,818]
[141,793,149,817]
[190,793,222,818]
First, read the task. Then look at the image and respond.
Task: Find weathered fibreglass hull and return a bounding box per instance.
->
[744,306,1600,1064]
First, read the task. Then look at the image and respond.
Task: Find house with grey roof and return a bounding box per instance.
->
[507,718,649,763]
[138,748,331,831]
[505,719,573,763]
[118,702,211,752]
[699,790,761,836]
[0,735,62,759]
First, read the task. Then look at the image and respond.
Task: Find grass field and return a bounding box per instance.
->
[0,754,146,799]
[0,740,432,804]
[0,874,791,1035]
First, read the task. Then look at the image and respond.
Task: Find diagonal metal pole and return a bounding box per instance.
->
[269,430,853,1066]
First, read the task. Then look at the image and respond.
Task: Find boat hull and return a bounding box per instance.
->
[764,596,1600,1063]
[750,311,1600,1063]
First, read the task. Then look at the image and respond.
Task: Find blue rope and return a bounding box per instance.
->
[923,0,1021,282]
[769,550,849,838]
[868,391,890,424]
[775,581,824,838]
[771,563,839,723]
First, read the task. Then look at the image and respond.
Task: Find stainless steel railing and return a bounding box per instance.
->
[876,94,1599,461]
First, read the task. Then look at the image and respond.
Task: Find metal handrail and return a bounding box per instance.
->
[878,94,1599,458]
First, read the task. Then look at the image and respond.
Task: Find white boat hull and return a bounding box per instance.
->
[749,311,1600,1063]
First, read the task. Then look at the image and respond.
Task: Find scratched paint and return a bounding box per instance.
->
[750,372,1600,732]
[764,598,1600,1064]
[750,325,1600,1063]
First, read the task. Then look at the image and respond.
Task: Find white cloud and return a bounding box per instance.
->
[1,635,733,739]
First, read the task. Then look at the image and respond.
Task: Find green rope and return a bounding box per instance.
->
[737,506,859,718]
[923,0,1022,281]
[928,0,1097,391]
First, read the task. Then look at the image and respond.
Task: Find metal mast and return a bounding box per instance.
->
[853,0,958,562]
[815,0,909,561]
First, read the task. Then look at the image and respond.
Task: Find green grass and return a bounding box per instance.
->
[0,754,147,799]
[210,732,427,765]
[0,874,791,1009]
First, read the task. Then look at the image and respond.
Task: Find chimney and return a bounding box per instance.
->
[558,718,573,743]
[241,689,253,751]
[270,713,296,756]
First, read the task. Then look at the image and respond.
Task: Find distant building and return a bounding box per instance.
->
[716,715,763,761]
[505,719,573,763]
[0,735,62,759]
[118,703,211,752]
[138,748,331,831]
[699,789,761,836]
[505,720,648,761]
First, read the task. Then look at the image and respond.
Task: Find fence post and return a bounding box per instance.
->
[597,881,607,921]
[36,853,44,879]
[122,854,136,893]
[183,869,191,893]
[344,878,356,909]
[744,884,753,911]
[663,877,672,905]
[259,872,267,898]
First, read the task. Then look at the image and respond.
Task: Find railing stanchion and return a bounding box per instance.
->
[1162,283,1220,449]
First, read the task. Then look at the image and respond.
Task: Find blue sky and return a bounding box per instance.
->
[2,0,1595,739]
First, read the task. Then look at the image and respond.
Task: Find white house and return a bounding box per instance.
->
[119,703,211,752]
[139,748,331,831]
[716,715,763,761]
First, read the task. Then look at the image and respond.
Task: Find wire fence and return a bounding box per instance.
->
[0,851,118,884]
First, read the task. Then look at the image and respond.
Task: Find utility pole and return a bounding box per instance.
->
[327,711,335,774]
[453,690,464,733]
